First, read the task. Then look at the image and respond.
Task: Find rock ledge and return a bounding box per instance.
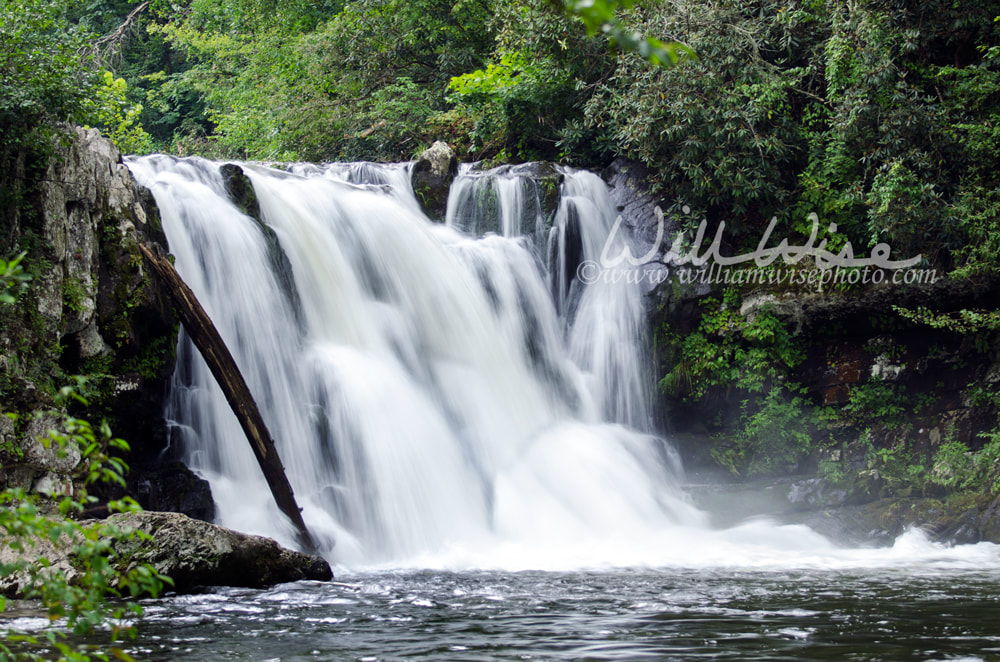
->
[2,511,332,597]
[108,512,333,592]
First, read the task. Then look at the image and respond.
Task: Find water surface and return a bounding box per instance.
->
[130,563,1000,661]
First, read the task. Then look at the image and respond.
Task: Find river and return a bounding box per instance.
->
[130,540,1000,661]
[109,156,1000,661]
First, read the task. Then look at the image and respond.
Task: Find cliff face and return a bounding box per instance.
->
[0,128,208,517]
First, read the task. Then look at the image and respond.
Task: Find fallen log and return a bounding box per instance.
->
[139,243,319,554]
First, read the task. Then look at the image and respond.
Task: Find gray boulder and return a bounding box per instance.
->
[411,141,458,220]
[107,511,333,592]
[1,511,333,598]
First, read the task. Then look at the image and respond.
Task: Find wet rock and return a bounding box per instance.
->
[446,162,564,246]
[979,495,1000,542]
[785,492,1000,546]
[604,158,679,295]
[787,477,849,508]
[107,512,333,592]
[1,512,333,598]
[220,163,262,223]
[130,462,215,522]
[411,141,458,220]
[217,162,303,331]
[507,162,564,221]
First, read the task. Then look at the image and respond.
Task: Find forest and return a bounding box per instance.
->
[4,1,1000,657]
[3,0,999,264]
[6,1,1000,424]
[4,0,1000,488]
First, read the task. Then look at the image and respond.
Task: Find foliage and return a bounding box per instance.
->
[0,254,32,305]
[130,0,489,159]
[658,292,818,478]
[0,384,172,662]
[60,277,88,315]
[561,0,693,67]
[3,261,170,662]
[0,0,158,241]
[82,72,154,155]
[842,378,908,428]
[712,385,816,477]
[893,306,1000,335]
[448,50,574,158]
[0,0,97,154]
[445,0,694,161]
[931,434,1000,495]
[572,0,815,230]
[81,0,698,161]
[893,305,1000,355]
[569,0,999,270]
[841,426,1000,499]
[930,439,976,491]
[859,432,929,497]
[6,0,995,269]
[659,294,804,401]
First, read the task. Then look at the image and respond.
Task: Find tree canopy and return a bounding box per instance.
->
[2,0,1000,273]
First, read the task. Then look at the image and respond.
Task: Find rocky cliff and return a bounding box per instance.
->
[617,152,1000,542]
[0,127,210,518]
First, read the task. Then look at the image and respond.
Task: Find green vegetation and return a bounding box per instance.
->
[0,0,149,159]
[0,0,95,156]
[5,0,996,274]
[0,254,30,305]
[659,292,824,478]
[814,426,1000,500]
[13,0,981,277]
[61,277,88,315]
[931,435,1000,494]
[659,292,805,400]
[3,260,171,661]
[713,385,816,478]
[1,393,171,661]
[661,287,1000,498]
[4,0,1000,508]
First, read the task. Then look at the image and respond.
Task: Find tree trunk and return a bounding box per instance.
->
[139,244,320,554]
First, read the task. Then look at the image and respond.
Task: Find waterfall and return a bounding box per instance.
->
[128,156,702,567]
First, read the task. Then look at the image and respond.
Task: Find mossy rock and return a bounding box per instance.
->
[411,141,458,221]
[107,511,333,593]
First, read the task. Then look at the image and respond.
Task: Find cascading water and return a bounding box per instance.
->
[127,156,1000,573]
[127,156,699,567]
[445,166,652,431]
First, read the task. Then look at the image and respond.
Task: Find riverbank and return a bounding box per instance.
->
[687,471,1000,547]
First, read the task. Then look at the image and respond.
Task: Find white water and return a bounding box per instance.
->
[127,157,1000,574]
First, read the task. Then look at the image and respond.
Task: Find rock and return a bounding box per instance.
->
[32,471,73,498]
[979,495,1000,542]
[783,492,1000,546]
[787,477,848,508]
[506,162,564,221]
[446,162,564,246]
[106,512,333,592]
[0,126,179,502]
[36,127,165,348]
[0,529,80,598]
[217,163,303,330]
[20,414,82,473]
[130,461,216,522]
[604,158,679,295]
[411,141,458,220]
[1,511,333,598]
[220,163,262,223]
